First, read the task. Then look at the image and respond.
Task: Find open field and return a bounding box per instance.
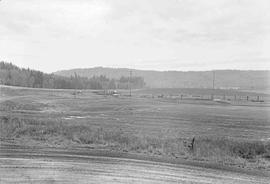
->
[1,85,270,178]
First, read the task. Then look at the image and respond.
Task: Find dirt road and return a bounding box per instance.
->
[0,145,268,184]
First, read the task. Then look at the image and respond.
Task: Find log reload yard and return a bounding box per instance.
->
[0,85,270,183]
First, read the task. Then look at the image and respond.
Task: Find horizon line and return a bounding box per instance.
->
[55,66,270,73]
[1,61,270,74]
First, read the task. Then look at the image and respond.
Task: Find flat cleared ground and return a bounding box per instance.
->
[0,85,270,183]
[1,86,269,140]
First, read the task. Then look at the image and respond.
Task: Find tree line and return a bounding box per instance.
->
[0,62,145,89]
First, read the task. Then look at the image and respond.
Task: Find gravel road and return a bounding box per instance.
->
[0,145,269,184]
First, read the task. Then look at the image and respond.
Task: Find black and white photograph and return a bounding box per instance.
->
[0,0,269,183]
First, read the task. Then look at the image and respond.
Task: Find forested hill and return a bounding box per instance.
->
[55,67,270,90]
[1,62,268,90]
[0,62,145,89]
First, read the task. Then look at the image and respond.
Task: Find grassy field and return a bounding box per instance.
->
[1,85,270,171]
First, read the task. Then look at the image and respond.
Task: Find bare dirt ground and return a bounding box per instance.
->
[0,145,269,184]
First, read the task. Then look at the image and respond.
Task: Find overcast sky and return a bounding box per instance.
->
[0,0,269,73]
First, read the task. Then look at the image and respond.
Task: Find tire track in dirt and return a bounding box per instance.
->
[0,145,269,184]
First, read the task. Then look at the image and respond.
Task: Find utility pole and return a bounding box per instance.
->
[211,71,215,100]
[74,72,77,98]
[129,70,132,97]
[212,70,215,90]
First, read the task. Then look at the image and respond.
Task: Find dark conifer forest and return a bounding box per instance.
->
[0,62,145,89]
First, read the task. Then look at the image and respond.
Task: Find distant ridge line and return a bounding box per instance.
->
[54,67,270,89]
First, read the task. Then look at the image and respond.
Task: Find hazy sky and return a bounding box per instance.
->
[0,0,269,73]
